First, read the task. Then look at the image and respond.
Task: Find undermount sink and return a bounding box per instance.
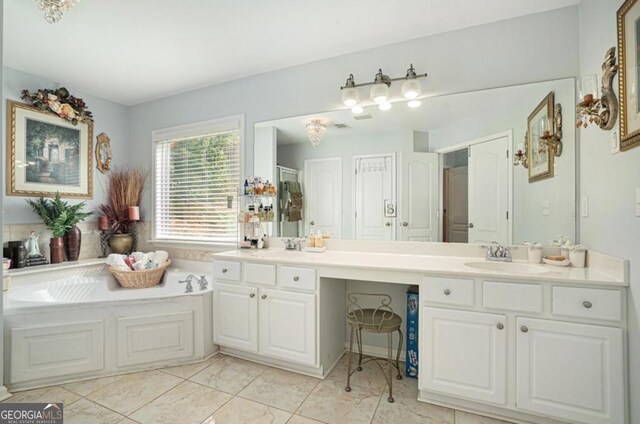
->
[464,261,550,275]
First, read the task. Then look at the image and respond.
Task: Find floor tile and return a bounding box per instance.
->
[326,353,395,393]
[372,377,454,424]
[297,379,381,424]
[160,354,222,379]
[286,415,325,424]
[87,370,182,416]
[190,355,267,395]
[64,398,124,424]
[3,386,80,405]
[130,380,231,424]
[62,375,123,397]
[239,368,320,412]
[455,410,514,424]
[118,419,140,424]
[206,396,291,424]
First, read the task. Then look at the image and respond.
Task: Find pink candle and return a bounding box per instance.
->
[128,206,140,221]
[98,216,109,230]
[583,93,594,103]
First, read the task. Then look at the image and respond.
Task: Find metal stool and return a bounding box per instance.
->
[345,293,403,403]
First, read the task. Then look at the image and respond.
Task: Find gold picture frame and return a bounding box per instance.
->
[526,92,554,182]
[618,0,640,151]
[7,100,94,198]
[95,132,112,174]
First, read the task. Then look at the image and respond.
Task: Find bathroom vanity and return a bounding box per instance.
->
[211,242,628,424]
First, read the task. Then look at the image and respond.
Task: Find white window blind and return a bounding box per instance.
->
[154,118,241,243]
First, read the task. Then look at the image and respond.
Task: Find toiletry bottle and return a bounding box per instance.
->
[307,230,316,248]
[244,179,249,195]
[314,231,324,248]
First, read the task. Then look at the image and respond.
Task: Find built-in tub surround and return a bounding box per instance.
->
[3,259,214,391]
[212,241,628,424]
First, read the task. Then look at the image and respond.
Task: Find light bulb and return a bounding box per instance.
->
[370,83,389,104]
[402,78,422,99]
[352,105,364,114]
[341,86,359,107]
[379,102,392,111]
[407,100,422,108]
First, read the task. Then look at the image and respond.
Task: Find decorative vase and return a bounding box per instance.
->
[110,233,132,254]
[64,225,82,261]
[49,237,64,264]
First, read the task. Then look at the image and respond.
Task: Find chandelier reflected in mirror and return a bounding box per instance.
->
[35,0,79,23]
[305,120,327,148]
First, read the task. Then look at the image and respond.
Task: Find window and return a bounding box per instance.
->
[153,117,242,244]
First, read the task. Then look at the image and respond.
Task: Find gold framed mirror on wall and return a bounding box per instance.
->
[526,92,554,182]
[95,132,112,174]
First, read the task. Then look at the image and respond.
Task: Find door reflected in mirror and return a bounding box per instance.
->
[255,78,576,245]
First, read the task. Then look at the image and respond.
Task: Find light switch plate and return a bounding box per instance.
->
[612,131,620,154]
[542,200,550,216]
[581,196,589,218]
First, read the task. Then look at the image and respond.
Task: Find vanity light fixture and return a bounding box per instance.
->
[370,69,391,104]
[575,47,619,130]
[35,0,79,23]
[341,74,360,107]
[402,65,422,99]
[379,102,392,111]
[305,119,326,148]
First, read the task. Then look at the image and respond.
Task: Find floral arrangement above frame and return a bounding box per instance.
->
[21,87,93,125]
[7,100,93,199]
[526,92,555,183]
[618,0,640,151]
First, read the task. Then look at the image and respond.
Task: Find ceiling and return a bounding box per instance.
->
[5,0,578,106]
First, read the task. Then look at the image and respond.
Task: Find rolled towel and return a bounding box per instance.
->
[154,250,169,265]
[106,254,128,269]
[147,252,156,263]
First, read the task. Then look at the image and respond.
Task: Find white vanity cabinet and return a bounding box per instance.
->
[212,261,318,367]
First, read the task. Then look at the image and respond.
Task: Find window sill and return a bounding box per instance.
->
[146,239,237,252]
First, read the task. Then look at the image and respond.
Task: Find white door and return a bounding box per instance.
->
[468,136,510,244]
[304,158,342,238]
[212,283,258,353]
[444,166,469,243]
[420,307,507,405]
[354,154,395,240]
[259,288,316,365]
[516,317,624,424]
[398,152,439,241]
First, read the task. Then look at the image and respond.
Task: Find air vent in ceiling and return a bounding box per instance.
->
[334,123,350,129]
[352,113,373,121]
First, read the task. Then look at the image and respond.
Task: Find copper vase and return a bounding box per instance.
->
[64,226,82,261]
[109,233,132,254]
[49,237,64,264]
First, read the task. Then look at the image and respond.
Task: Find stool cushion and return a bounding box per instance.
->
[347,308,402,333]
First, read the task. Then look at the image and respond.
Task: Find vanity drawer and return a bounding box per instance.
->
[422,276,474,306]
[212,260,241,282]
[244,262,276,286]
[483,281,542,313]
[278,266,316,291]
[552,286,622,322]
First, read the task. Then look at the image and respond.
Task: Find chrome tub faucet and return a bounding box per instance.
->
[179,274,209,293]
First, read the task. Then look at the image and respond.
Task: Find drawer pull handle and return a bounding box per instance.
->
[249,293,255,298]
[261,294,267,300]
[293,276,300,282]
[496,323,504,330]
[520,325,529,333]
[443,289,451,296]
[222,269,228,273]
[583,301,593,309]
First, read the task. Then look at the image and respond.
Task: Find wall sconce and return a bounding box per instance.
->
[539,104,563,157]
[340,64,427,113]
[576,47,619,130]
[514,135,528,168]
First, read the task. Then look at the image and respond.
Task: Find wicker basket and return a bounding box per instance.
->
[108,260,172,289]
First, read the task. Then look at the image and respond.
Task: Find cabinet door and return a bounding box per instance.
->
[420,307,507,405]
[259,288,316,365]
[212,282,258,353]
[516,317,624,424]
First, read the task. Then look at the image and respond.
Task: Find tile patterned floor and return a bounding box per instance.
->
[2,353,514,424]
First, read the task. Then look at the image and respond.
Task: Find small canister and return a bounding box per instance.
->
[524,242,542,264]
[569,245,587,268]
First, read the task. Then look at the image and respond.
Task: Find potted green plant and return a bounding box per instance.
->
[26,192,93,263]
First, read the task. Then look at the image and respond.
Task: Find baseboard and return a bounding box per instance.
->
[343,342,406,361]
[0,386,12,401]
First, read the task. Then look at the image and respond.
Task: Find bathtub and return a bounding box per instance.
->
[3,260,215,391]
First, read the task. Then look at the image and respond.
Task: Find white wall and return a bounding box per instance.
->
[2,67,131,224]
[577,2,640,423]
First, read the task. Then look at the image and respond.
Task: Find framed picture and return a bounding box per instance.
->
[618,0,640,151]
[526,92,554,182]
[7,100,93,198]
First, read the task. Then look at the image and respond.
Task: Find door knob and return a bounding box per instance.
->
[468,223,474,228]
[583,301,593,309]
[385,222,391,227]
[222,268,228,273]
[293,276,300,281]
[520,325,529,333]
[310,221,315,225]
[401,222,408,227]
[249,293,255,298]
[496,323,504,330]
[261,294,267,299]
[443,289,451,296]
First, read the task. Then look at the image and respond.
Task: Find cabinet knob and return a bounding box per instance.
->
[385,222,391,227]
[261,294,267,299]
[583,301,592,309]
[497,323,504,330]
[402,222,409,227]
[520,325,529,333]
[443,289,451,296]
[249,293,255,298]
[222,268,228,273]
[310,221,315,226]
[468,223,474,228]
[293,276,300,282]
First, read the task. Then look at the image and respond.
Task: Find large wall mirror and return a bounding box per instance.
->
[254,78,576,245]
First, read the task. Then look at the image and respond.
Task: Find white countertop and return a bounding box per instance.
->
[213,249,628,287]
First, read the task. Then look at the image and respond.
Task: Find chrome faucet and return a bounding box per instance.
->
[179,274,209,293]
[481,241,516,262]
[284,237,304,251]
[197,275,209,290]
